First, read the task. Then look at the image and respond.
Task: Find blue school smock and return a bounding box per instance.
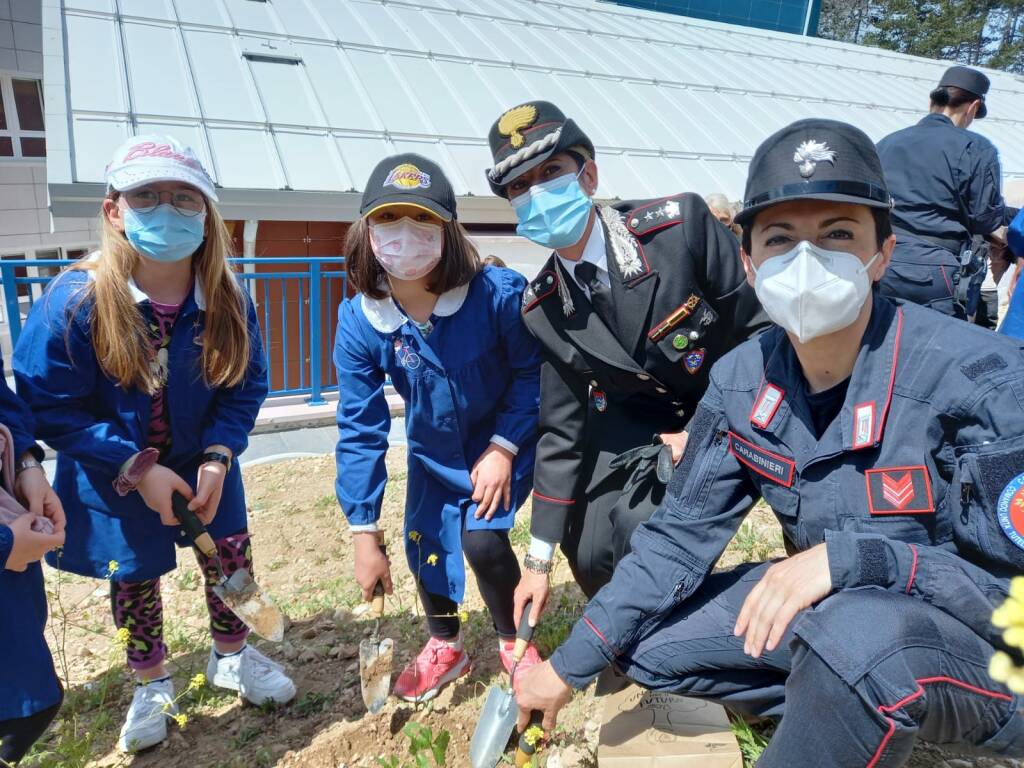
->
[13,268,268,582]
[334,266,541,602]
[1000,209,1024,339]
[0,352,62,721]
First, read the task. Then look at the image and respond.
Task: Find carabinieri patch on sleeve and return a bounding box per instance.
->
[997,472,1024,551]
[728,432,794,487]
[865,466,934,515]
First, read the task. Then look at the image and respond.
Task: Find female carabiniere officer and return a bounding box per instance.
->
[335,154,543,702]
[516,120,1024,765]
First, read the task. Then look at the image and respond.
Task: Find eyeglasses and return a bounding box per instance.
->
[123,188,206,217]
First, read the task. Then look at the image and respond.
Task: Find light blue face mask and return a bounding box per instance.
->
[123,204,206,263]
[511,170,592,249]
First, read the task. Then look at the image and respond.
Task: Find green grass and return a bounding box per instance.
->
[731,717,776,766]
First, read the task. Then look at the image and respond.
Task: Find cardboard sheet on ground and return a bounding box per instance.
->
[598,685,743,767]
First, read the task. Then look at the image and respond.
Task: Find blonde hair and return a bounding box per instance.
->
[73,196,251,393]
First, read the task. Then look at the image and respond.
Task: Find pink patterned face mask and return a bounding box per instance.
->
[369,217,444,281]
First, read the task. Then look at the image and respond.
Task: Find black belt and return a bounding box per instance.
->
[893,227,964,255]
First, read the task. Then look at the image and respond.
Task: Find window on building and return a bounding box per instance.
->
[0,77,45,159]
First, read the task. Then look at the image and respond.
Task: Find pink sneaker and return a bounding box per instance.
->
[393,637,470,702]
[499,641,543,694]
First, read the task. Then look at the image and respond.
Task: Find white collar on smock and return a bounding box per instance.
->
[361,280,470,334]
[85,251,207,310]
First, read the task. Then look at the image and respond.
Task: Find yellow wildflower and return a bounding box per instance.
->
[106,560,119,577]
[188,673,206,692]
[114,627,131,649]
[173,713,188,728]
[426,553,439,566]
[989,577,1024,693]
[523,724,545,747]
[408,531,421,543]
[459,610,470,624]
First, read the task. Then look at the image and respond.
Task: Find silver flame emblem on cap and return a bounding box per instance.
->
[793,140,837,179]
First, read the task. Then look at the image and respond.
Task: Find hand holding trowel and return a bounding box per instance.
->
[173,492,285,642]
[470,601,537,768]
[359,543,394,714]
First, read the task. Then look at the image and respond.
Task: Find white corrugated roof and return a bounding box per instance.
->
[42,0,1024,222]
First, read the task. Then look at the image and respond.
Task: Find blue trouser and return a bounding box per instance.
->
[617,562,1024,767]
[880,237,964,319]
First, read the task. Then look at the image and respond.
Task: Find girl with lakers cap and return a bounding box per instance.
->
[335,153,543,702]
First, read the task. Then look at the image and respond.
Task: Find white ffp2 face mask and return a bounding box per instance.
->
[753,241,879,343]
[369,217,443,280]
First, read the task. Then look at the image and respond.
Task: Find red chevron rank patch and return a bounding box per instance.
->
[865,466,934,515]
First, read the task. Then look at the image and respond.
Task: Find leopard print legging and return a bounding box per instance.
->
[109,531,253,670]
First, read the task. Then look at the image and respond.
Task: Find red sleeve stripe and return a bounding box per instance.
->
[904,544,918,594]
[533,491,574,506]
[583,617,618,654]
[866,676,1012,767]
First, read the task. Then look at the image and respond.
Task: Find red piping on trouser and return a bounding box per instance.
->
[866,676,1012,767]
[533,491,573,506]
[904,544,918,594]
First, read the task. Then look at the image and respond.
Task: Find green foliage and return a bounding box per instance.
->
[732,717,775,767]
[818,0,1024,73]
[375,723,451,768]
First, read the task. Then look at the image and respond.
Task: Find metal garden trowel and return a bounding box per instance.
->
[172,492,285,642]
[470,601,536,768]
[359,543,393,714]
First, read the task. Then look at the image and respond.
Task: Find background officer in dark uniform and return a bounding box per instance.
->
[877,65,1015,318]
[484,100,766,624]
[515,118,1024,766]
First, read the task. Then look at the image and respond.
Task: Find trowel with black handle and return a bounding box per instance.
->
[173,492,285,642]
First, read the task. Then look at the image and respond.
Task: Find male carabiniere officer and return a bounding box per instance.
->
[485,101,766,622]
[877,65,1015,318]
[515,118,1024,765]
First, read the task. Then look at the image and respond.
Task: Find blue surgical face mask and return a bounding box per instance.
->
[123,203,206,263]
[511,170,592,249]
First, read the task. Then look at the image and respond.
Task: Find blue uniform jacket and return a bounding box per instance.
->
[552,294,1024,688]
[0,353,61,720]
[13,269,268,582]
[334,266,541,602]
[878,113,1008,248]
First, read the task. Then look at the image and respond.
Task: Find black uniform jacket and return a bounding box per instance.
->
[522,193,768,543]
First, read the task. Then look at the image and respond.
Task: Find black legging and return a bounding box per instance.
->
[0,696,62,765]
[418,528,520,641]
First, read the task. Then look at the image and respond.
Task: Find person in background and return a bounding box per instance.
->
[334,154,543,703]
[0,355,65,764]
[998,208,1024,339]
[515,119,1024,765]
[705,193,735,229]
[483,101,766,637]
[482,254,508,269]
[13,135,295,754]
[877,66,1015,318]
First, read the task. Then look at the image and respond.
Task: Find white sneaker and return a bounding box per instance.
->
[118,678,177,753]
[206,646,297,706]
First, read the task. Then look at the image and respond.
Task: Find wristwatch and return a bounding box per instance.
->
[201,451,232,472]
[15,458,43,476]
[523,553,554,575]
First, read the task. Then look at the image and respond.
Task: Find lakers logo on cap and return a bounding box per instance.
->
[383,163,432,190]
[498,104,538,149]
[793,140,837,179]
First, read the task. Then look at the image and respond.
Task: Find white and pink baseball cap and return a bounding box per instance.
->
[105,134,218,202]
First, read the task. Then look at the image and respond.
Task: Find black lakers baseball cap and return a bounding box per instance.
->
[735,119,892,228]
[485,100,595,197]
[938,65,990,119]
[360,153,456,222]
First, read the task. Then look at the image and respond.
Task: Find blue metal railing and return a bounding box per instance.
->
[0,257,347,406]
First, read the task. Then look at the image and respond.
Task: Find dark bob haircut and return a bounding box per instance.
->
[345,216,480,300]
